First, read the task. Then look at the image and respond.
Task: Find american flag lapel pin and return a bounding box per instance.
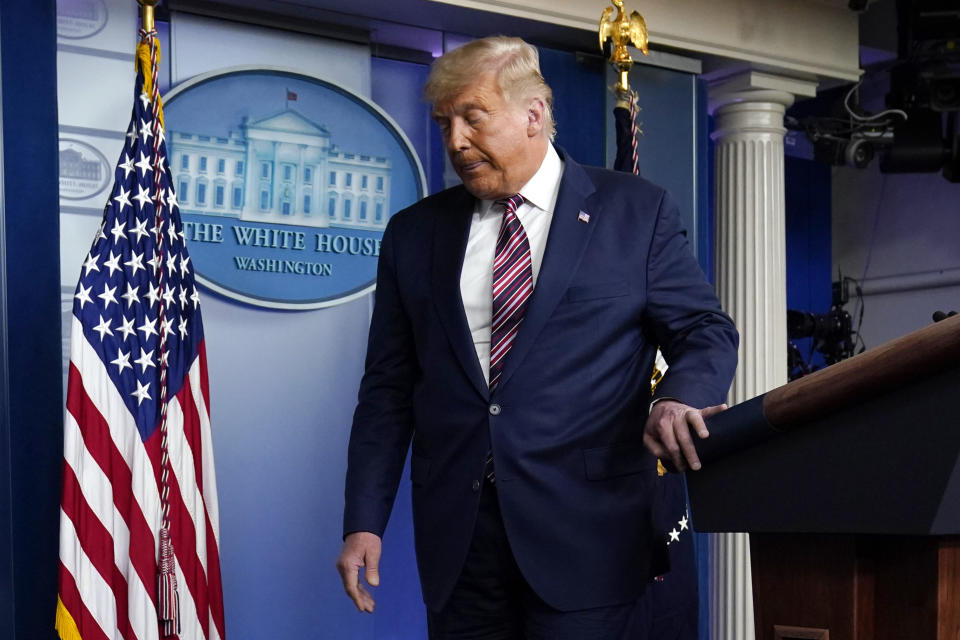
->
[578,211,590,223]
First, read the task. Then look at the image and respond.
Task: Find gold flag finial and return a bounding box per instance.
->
[599,0,649,94]
[137,0,158,32]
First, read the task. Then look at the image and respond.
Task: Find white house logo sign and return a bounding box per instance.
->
[59,138,112,200]
[164,68,426,309]
[56,0,109,39]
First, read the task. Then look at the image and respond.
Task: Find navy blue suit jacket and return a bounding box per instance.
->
[343,150,738,612]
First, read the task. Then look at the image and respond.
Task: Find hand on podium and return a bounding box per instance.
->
[336,531,382,613]
[643,400,728,472]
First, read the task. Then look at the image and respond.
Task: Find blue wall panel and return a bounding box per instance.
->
[603,63,701,257]
[539,48,607,168]
[372,57,445,196]
[0,1,63,639]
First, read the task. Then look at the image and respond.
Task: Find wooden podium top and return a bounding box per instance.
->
[688,315,960,536]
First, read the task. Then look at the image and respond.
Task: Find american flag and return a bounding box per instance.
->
[57,35,226,640]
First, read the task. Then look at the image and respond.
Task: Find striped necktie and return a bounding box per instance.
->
[489,193,531,390]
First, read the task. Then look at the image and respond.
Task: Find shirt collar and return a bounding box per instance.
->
[478,144,564,217]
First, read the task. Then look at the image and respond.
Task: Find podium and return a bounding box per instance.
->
[688,315,960,640]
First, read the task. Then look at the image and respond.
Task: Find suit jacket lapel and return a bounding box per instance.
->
[496,153,599,392]
[432,187,490,400]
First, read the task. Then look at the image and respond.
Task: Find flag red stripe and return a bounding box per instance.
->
[60,461,137,640]
[198,342,210,412]
[67,365,159,608]
[176,379,204,494]
[204,517,226,638]
[59,561,113,640]
[144,427,210,639]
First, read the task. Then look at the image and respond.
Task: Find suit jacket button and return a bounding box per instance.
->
[489,403,501,416]
[472,479,481,492]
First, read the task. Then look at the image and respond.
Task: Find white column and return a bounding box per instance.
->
[707,72,816,640]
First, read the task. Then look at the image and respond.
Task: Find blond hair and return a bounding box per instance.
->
[424,36,556,140]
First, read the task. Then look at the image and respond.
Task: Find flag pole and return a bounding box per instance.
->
[138,0,156,33]
[599,0,648,175]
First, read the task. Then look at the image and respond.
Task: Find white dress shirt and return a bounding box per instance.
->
[459,145,564,384]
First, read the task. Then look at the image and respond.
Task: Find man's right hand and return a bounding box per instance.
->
[335,531,382,613]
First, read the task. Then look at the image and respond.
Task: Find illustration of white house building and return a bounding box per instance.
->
[169,109,391,230]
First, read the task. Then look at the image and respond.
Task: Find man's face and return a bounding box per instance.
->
[432,73,545,200]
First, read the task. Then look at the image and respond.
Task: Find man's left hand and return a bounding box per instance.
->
[642,400,728,472]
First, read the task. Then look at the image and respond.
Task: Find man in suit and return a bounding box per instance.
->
[336,36,738,639]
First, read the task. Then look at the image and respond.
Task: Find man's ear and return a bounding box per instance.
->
[526,98,546,137]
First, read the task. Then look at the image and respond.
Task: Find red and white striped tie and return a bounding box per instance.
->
[489,194,532,390]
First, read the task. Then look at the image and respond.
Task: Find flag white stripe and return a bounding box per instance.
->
[188,358,221,543]
[59,509,120,640]
[207,610,222,640]
[127,570,160,640]
[166,396,209,576]
[175,557,206,640]
[64,412,158,640]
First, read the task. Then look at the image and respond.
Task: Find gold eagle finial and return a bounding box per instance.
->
[599,0,649,93]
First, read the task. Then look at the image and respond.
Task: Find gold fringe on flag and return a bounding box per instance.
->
[135,41,165,128]
[55,596,83,640]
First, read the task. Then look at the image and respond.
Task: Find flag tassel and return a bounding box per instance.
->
[158,527,181,636]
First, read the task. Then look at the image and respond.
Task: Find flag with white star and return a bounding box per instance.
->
[57,38,226,640]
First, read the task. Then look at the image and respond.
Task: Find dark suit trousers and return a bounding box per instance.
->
[426,481,651,640]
